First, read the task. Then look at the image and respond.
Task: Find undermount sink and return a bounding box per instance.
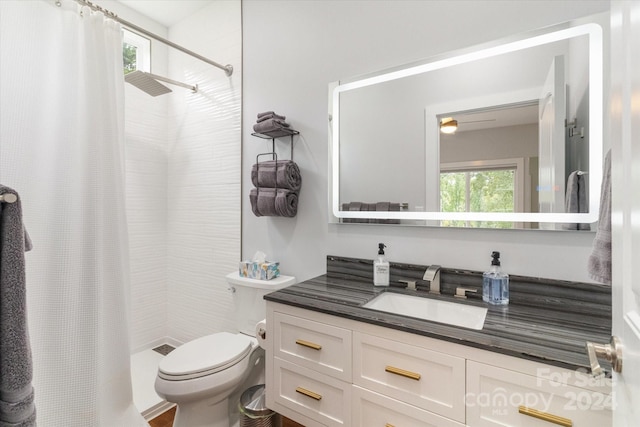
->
[363,292,488,330]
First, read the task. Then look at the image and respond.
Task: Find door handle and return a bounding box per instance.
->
[585,336,622,377]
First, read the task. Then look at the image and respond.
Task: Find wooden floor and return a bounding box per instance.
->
[282,417,305,427]
[148,406,304,427]
[148,407,176,427]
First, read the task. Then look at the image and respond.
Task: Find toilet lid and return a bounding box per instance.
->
[158,332,252,380]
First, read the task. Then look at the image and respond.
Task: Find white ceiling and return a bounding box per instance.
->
[117,1,214,27]
[450,103,539,133]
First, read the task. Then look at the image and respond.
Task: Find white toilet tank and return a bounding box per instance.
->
[226,272,295,336]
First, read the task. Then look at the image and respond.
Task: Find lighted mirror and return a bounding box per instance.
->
[330,17,604,229]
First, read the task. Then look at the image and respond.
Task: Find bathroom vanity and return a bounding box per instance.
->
[264,257,612,427]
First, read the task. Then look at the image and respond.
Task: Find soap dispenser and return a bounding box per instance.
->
[373,243,390,287]
[482,251,509,305]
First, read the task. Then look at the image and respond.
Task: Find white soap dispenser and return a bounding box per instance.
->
[373,243,390,287]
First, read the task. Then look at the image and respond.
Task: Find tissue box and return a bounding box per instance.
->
[239,261,280,280]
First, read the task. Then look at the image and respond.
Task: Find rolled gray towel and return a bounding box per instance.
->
[275,189,299,217]
[251,160,301,191]
[253,118,290,134]
[257,112,286,122]
[249,188,277,217]
[250,188,299,217]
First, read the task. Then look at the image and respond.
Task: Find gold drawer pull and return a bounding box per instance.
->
[385,365,421,381]
[295,386,322,401]
[385,424,396,427]
[518,406,573,427]
[296,339,322,350]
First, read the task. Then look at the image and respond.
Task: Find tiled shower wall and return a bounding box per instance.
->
[123,5,170,353]
[126,1,241,351]
[126,84,170,352]
[166,1,242,344]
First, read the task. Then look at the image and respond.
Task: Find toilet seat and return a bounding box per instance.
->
[158,332,252,381]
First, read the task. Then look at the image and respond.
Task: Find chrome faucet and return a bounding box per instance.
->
[399,280,417,291]
[423,265,441,294]
[454,287,477,299]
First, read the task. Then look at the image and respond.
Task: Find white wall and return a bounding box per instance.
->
[242,0,610,284]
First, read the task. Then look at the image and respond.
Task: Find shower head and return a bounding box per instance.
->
[125,70,172,96]
[124,70,198,97]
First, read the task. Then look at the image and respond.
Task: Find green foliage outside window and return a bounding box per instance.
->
[123,43,137,75]
[440,169,516,229]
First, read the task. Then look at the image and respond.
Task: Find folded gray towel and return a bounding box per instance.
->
[251,160,301,191]
[588,151,611,284]
[257,112,286,123]
[250,188,299,217]
[257,110,276,118]
[0,185,36,426]
[252,118,290,134]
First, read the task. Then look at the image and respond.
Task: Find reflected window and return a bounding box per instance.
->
[440,163,519,229]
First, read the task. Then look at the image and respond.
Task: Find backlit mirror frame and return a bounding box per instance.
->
[330,22,603,225]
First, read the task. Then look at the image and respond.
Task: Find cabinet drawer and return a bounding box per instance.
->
[273,357,351,427]
[466,361,612,427]
[353,332,466,423]
[353,385,465,427]
[274,311,352,381]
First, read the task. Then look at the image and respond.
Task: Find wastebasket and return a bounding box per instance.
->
[239,384,278,427]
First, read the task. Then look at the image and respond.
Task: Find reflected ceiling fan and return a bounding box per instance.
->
[439,117,496,134]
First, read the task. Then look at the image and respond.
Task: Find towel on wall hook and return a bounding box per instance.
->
[0,185,36,426]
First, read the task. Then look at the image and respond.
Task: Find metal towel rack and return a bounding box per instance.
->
[251,128,299,161]
[0,193,18,203]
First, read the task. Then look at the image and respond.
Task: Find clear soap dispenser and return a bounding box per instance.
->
[373,243,390,287]
[482,251,509,305]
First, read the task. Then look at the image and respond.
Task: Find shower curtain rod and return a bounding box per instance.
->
[60,0,234,76]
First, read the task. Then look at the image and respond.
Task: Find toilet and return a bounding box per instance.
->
[155,272,295,427]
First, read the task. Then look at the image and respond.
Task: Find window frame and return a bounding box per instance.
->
[122,28,151,73]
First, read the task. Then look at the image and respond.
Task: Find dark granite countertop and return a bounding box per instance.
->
[265,256,612,374]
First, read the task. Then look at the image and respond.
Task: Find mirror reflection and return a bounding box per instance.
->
[331,17,604,229]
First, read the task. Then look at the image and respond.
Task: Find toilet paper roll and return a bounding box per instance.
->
[255,319,267,349]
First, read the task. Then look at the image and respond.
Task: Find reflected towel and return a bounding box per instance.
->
[588,151,611,284]
[341,202,360,223]
[563,171,590,230]
[250,188,299,217]
[251,160,301,191]
[0,186,36,426]
[252,118,290,134]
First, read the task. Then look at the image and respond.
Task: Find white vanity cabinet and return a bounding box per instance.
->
[466,361,612,426]
[265,302,612,427]
[353,332,466,423]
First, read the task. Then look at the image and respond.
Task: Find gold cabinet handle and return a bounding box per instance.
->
[295,339,322,350]
[385,424,396,427]
[518,406,573,427]
[385,365,421,381]
[295,386,322,401]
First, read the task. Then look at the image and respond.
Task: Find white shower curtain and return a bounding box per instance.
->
[0,1,146,425]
